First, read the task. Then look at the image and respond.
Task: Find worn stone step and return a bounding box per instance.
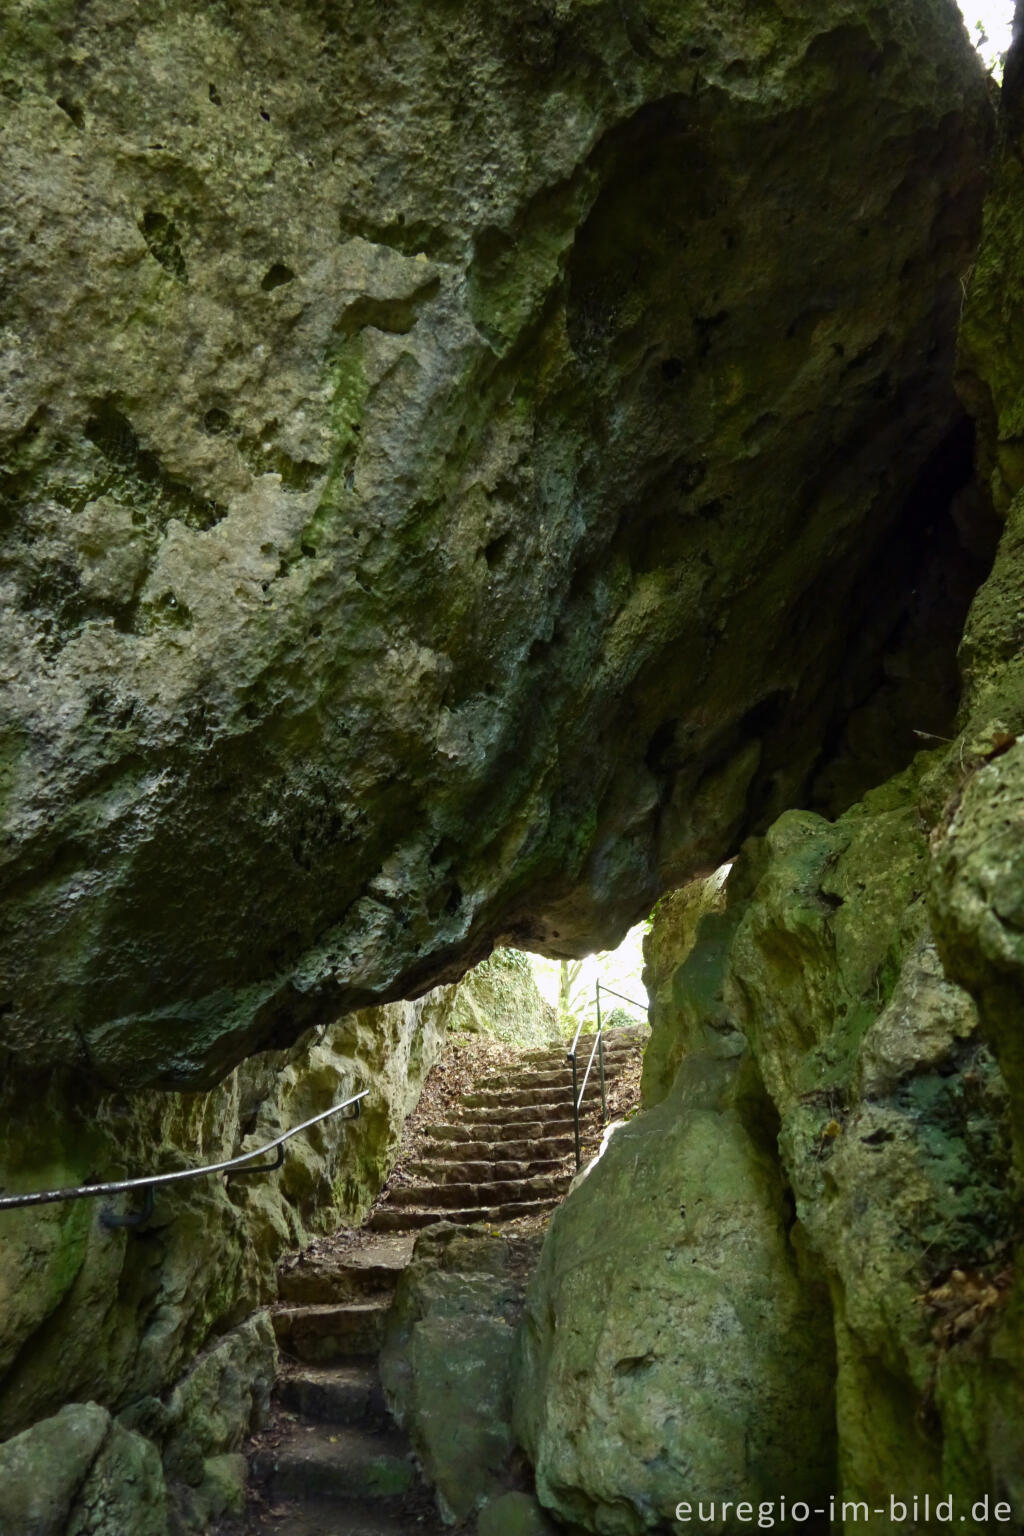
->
[455,1101,583,1127]
[454,1119,590,1145]
[278,1261,400,1307]
[406,1157,564,1183]
[417,1135,574,1163]
[521,1029,647,1063]
[508,1053,639,1082]
[252,1423,415,1501]
[475,1066,573,1089]
[367,1197,558,1232]
[460,1078,607,1110]
[276,1362,387,1426]
[385,1173,569,1209]
[424,1116,578,1142]
[273,1301,389,1363]
[475,1062,634,1090]
[277,1237,414,1305]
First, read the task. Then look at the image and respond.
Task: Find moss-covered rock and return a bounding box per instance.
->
[0,0,991,1088]
[0,986,454,1520]
[0,1403,111,1536]
[0,1403,169,1536]
[449,950,559,1047]
[381,1224,534,1524]
[477,1491,560,1536]
[639,866,731,1105]
[938,79,1024,1157]
[515,1036,835,1533]
[724,783,1021,1515]
[523,722,1024,1526]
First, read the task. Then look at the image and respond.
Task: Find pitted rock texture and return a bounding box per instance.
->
[514,1040,836,1533]
[723,786,1022,1512]
[0,0,990,1086]
[939,50,1024,1153]
[0,986,451,1454]
[518,757,1023,1532]
[0,1402,169,1536]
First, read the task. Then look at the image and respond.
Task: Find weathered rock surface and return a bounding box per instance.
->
[515,1019,835,1532]
[0,1402,168,1536]
[519,742,1023,1529]
[725,782,1022,1512]
[381,1224,541,1524]
[0,0,990,1087]
[449,950,559,1047]
[0,986,453,1520]
[477,1490,560,1536]
[936,75,1024,1152]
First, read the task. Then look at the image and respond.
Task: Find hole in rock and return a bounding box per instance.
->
[203,407,233,435]
[139,209,187,282]
[55,95,84,128]
[261,263,296,291]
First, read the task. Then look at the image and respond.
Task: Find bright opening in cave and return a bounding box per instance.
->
[957,0,1015,72]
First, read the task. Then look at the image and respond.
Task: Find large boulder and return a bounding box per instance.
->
[381,1224,540,1523]
[0,1403,169,1536]
[0,0,990,1087]
[515,1041,836,1533]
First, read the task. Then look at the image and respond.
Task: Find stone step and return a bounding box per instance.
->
[406,1157,564,1183]
[475,1068,574,1090]
[417,1135,574,1163]
[278,1258,404,1307]
[273,1301,389,1363]
[454,1101,584,1126]
[385,1173,569,1209]
[508,1051,639,1081]
[424,1116,578,1142]
[367,1197,558,1233]
[252,1423,415,1501]
[460,1077,607,1110]
[276,1362,387,1427]
[457,1099,583,1124]
[474,1061,633,1090]
[521,1029,647,1063]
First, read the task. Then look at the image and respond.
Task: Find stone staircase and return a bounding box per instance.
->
[368,1026,647,1232]
[240,1026,646,1533]
[247,1235,442,1535]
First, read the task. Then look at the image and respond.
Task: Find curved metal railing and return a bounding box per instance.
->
[566,982,648,1170]
[0,1089,369,1226]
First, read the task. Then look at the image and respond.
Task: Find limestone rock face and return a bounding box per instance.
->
[0,1403,169,1536]
[936,73,1024,1147]
[0,0,990,1087]
[0,1403,111,1536]
[520,743,1024,1522]
[724,786,1022,1509]
[0,985,452,1502]
[449,949,560,1047]
[638,866,731,1104]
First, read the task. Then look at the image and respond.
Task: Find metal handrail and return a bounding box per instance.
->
[566,980,648,1170]
[0,1089,369,1223]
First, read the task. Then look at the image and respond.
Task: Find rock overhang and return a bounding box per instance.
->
[0,0,993,1086]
